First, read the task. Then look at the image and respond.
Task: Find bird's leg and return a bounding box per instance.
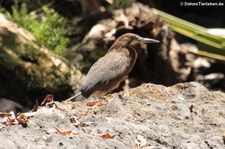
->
[64,92,82,102]
[123,78,130,91]
[99,94,112,100]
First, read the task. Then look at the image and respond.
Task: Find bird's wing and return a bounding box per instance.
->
[88,50,128,83]
[82,50,128,92]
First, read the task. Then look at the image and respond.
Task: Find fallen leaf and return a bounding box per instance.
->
[16,113,28,124]
[86,101,97,107]
[54,127,77,136]
[79,122,90,127]
[0,111,36,127]
[99,133,115,139]
[86,101,107,107]
[32,100,39,112]
[70,116,90,127]
[41,94,54,106]
[70,116,80,127]
[5,116,18,126]
[3,111,18,126]
[0,112,12,117]
[46,102,58,108]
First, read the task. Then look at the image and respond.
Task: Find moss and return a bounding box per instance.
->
[0,37,20,67]
[64,72,71,80]
[3,3,70,57]
[2,34,20,52]
[53,78,63,87]
[24,44,36,52]
[0,52,18,67]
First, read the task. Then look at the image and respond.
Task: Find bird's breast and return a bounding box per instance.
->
[81,46,137,98]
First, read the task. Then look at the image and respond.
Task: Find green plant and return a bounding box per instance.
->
[2,3,69,56]
[154,8,225,60]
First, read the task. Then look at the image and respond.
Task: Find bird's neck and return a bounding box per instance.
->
[108,41,132,53]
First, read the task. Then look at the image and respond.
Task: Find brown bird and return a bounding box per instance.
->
[65,33,159,101]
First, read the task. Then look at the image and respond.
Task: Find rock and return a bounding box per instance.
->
[0,82,224,148]
[0,98,29,112]
[0,13,83,108]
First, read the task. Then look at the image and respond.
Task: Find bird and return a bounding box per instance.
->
[65,33,159,101]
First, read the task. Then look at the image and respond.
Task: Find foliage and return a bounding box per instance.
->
[1,3,69,56]
[155,8,225,60]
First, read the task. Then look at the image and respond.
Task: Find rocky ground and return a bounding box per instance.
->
[0,82,225,149]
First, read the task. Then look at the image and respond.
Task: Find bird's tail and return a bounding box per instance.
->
[64,92,82,102]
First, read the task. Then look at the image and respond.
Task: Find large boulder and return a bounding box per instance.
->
[0,82,224,148]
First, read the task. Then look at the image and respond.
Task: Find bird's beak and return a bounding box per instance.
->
[137,37,160,43]
[130,37,159,45]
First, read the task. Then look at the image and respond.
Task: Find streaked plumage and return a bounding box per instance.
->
[65,33,159,101]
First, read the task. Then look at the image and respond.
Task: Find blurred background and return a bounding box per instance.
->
[0,0,225,112]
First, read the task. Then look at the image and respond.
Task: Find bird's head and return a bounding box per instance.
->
[115,33,159,47]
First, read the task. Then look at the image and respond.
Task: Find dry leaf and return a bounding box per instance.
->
[79,122,90,127]
[70,116,90,127]
[70,116,80,127]
[32,100,39,112]
[86,101,107,107]
[41,94,54,106]
[86,101,97,107]
[1,111,35,127]
[16,113,28,124]
[3,111,18,126]
[54,127,77,136]
[5,116,18,126]
[99,133,115,139]
[0,112,12,117]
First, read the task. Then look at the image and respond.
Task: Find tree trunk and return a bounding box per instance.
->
[0,14,82,108]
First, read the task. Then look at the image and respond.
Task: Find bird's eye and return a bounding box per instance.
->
[130,39,139,45]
